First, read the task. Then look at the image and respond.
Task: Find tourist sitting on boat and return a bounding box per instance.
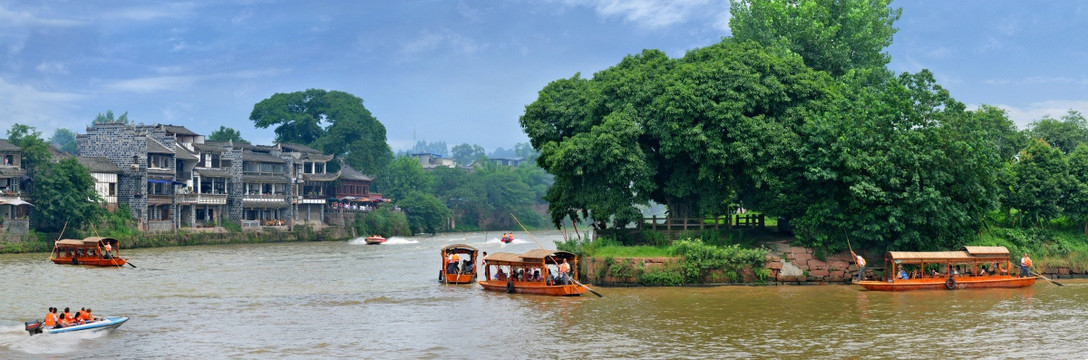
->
[496,268,507,280]
[898,268,908,280]
[62,307,75,323]
[57,314,72,328]
[462,259,473,273]
[77,308,95,323]
[447,253,460,274]
[43,307,59,329]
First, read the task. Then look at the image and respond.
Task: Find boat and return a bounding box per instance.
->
[479,249,589,296]
[50,237,126,267]
[855,246,1038,291]
[25,316,130,336]
[440,244,479,284]
[364,235,386,245]
[500,234,513,244]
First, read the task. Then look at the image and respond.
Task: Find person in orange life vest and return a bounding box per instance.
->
[78,308,95,323]
[58,315,72,328]
[447,252,460,274]
[43,307,59,328]
[62,307,75,322]
[1021,253,1033,277]
[851,250,867,282]
[558,258,571,285]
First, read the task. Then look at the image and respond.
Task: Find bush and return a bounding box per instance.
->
[671,239,768,284]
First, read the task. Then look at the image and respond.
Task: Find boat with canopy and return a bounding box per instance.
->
[440,244,479,284]
[855,246,1037,291]
[479,249,588,296]
[50,237,126,267]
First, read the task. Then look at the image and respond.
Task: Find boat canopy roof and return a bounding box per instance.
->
[55,237,118,248]
[886,246,1010,263]
[483,249,576,265]
[442,244,477,253]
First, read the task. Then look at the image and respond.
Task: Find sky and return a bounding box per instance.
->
[0,1,1085,153]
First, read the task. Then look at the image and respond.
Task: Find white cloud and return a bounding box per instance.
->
[988,100,1088,129]
[109,3,195,21]
[0,4,84,56]
[400,29,485,58]
[103,68,289,93]
[0,76,85,133]
[561,0,713,29]
[35,61,68,75]
[232,9,252,25]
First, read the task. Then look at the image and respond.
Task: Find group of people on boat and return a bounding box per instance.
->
[853,250,1036,282]
[446,252,474,274]
[491,258,572,285]
[500,233,514,243]
[42,306,98,329]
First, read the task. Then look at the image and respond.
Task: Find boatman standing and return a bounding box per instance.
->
[1021,252,1033,278]
[851,250,867,282]
[558,258,571,285]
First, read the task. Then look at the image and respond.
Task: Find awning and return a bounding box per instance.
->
[0,198,34,206]
[148,179,171,184]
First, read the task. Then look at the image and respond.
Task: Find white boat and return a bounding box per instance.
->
[25,316,129,336]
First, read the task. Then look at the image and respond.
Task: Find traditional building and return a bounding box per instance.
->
[0,139,29,234]
[281,143,337,226]
[75,156,122,211]
[409,152,455,170]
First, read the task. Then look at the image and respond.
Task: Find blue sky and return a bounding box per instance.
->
[1,1,1085,153]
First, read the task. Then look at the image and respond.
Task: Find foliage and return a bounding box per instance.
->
[100,206,139,238]
[729,0,901,77]
[220,219,242,233]
[356,205,411,237]
[249,89,393,174]
[408,140,449,156]
[398,191,451,234]
[521,40,834,229]
[7,124,52,174]
[93,110,128,124]
[1064,145,1088,233]
[1025,110,1088,154]
[49,128,78,154]
[207,126,249,144]
[790,70,1003,252]
[376,156,433,202]
[32,157,104,232]
[671,239,767,284]
[1008,139,1069,227]
[451,143,486,166]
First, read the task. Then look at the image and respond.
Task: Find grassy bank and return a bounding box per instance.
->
[559,236,770,286]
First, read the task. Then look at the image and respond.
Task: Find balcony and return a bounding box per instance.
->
[178,193,228,205]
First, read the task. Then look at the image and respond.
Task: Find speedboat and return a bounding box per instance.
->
[25,316,129,336]
[364,235,386,245]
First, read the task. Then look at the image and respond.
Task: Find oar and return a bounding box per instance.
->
[511,213,603,297]
[1031,270,1064,287]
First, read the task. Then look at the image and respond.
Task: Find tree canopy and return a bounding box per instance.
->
[249,89,393,174]
[32,157,103,232]
[93,110,128,124]
[49,128,78,154]
[207,126,249,144]
[451,143,485,166]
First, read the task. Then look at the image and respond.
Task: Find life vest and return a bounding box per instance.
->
[856,255,866,267]
[1022,256,1032,267]
[559,262,570,274]
[448,254,459,264]
[63,311,74,321]
[78,311,93,321]
[43,313,57,327]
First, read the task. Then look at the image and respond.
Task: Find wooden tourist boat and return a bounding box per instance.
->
[25,316,129,336]
[856,246,1037,291]
[50,237,126,267]
[479,249,589,296]
[364,235,386,245]
[440,244,479,284]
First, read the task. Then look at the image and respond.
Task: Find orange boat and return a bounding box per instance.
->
[479,249,589,296]
[856,246,1037,291]
[440,244,479,284]
[50,237,126,267]
[365,235,386,245]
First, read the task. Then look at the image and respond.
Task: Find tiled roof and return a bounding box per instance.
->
[242,151,285,163]
[175,145,199,160]
[299,153,334,162]
[242,174,288,183]
[340,163,373,181]
[0,139,21,152]
[76,157,122,173]
[146,138,173,154]
[302,173,340,182]
[279,142,322,154]
[194,143,227,153]
[162,125,199,136]
[196,168,232,178]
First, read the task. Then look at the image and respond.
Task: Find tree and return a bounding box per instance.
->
[207,126,249,144]
[49,128,78,154]
[32,157,103,232]
[1008,139,1069,227]
[93,110,128,124]
[250,89,393,174]
[375,156,433,202]
[409,140,448,156]
[729,0,901,76]
[7,124,52,174]
[398,191,450,234]
[1064,144,1088,233]
[1025,110,1088,154]
[451,143,486,166]
[792,70,1004,251]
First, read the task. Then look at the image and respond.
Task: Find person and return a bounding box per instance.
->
[851,250,867,282]
[79,308,95,323]
[104,242,113,259]
[1021,252,1033,277]
[43,307,59,328]
[533,269,541,281]
[558,258,571,285]
[62,307,74,322]
[979,265,988,276]
[496,268,507,281]
[898,267,908,280]
[447,252,460,274]
[952,266,960,276]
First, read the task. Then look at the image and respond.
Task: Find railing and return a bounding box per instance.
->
[177,193,227,204]
[0,190,20,198]
[639,216,728,231]
[241,220,260,228]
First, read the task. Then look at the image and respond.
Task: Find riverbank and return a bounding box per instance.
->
[0,225,353,254]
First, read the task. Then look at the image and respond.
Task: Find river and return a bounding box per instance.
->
[1,231,1085,359]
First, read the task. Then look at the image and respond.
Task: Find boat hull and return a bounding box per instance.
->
[44,316,129,335]
[478,280,587,296]
[857,276,1037,291]
[50,256,126,267]
[364,237,385,245]
[442,273,476,284]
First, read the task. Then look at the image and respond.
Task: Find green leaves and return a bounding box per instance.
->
[33,157,104,233]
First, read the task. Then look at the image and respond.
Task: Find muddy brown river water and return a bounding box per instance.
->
[1,231,1084,359]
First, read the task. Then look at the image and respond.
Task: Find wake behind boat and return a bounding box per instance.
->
[25,316,129,336]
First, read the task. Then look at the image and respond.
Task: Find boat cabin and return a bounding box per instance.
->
[479,249,586,296]
[50,237,126,267]
[857,246,1035,291]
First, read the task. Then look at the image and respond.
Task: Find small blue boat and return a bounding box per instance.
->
[25,316,129,336]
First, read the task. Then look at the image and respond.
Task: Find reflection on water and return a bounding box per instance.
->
[1,231,1086,358]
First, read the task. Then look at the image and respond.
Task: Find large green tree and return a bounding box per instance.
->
[729,0,901,76]
[49,128,78,154]
[521,40,834,228]
[32,157,103,232]
[249,89,393,174]
[1025,110,1088,154]
[1064,144,1088,233]
[7,124,52,174]
[207,126,249,144]
[1008,139,1070,227]
[398,191,450,234]
[375,156,433,202]
[451,143,485,166]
